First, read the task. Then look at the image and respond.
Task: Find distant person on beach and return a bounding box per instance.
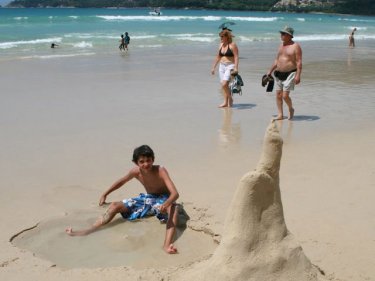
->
[119,34,125,51]
[211,29,239,108]
[267,26,302,120]
[124,32,130,51]
[66,145,180,254]
[349,27,357,48]
[50,43,58,48]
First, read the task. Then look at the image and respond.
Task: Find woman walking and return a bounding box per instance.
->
[211,29,239,108]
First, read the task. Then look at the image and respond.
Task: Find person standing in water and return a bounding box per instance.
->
[349,27,357,48]
[124,32,130,51]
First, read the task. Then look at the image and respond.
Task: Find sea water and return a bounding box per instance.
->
[1,8,375,60]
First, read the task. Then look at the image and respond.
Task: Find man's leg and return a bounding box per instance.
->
[66,202,127,236]
[275,90,284,120]
[282,91,294,120]
[163,203,178,254]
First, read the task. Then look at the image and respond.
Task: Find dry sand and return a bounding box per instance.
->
[1,42,375,281]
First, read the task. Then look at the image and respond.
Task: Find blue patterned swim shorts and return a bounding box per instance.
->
[121,193,169,222]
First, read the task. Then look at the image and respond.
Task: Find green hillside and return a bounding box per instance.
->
[6,0,375,16]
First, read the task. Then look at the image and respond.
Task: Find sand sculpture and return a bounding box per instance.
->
[175,121,325,281]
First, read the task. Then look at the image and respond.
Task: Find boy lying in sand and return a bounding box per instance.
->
[66,145,179,254]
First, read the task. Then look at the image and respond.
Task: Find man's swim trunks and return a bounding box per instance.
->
[274,69,297,92]
[121,193,169,222]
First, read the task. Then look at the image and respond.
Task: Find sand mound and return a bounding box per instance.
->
[11,207,217,269]
[173,121,326,281]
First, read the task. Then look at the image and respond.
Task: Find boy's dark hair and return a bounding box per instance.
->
[132,145,155,163]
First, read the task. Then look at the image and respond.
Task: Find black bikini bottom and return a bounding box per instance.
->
[274,69,297,81]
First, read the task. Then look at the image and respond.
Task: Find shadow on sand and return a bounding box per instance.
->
[232,103,256,110]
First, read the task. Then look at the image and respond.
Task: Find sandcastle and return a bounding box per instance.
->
[174,121,325,281]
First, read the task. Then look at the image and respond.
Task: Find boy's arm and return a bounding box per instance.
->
[99,168,136,206]
[158,167,179,213]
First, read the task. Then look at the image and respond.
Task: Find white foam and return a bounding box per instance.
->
[14,17,28,20]
[339,17,375,23]
[297,34,347,41]
[132,35,157,39]
[72,41,93,48]
[225,16,281,22]
[176,37,214,42]
[138,44,163,48]
[0,37,62,49]
[297,34,375,41]
[348,26,367,31]
[238,36,274,42]
[97,15,221,22]
[20,52,95,60]
[297,18,306,22]
[164,33,214,38]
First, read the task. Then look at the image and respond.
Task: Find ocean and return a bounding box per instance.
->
[1,8,375,60]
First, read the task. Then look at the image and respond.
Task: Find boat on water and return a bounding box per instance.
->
[149,8,162,16]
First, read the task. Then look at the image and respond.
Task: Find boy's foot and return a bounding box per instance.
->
[65,227,88,236]
[164,244,178,254]
[288,108,295,120]
[218,103,228,108]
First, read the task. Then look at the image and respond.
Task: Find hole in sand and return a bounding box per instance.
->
[11,208,217,269]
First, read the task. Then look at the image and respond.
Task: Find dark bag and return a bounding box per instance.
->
[229,74,244,96]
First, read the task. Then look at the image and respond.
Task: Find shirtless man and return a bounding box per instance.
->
[267,26,302,120]
[66,145,179,254]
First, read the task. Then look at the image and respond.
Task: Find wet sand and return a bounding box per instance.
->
[0,40,374,280]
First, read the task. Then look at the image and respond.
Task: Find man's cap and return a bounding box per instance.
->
[222,27,232,32]
[279,26,294,38]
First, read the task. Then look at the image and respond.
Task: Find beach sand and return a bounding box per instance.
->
[1,40,375,281]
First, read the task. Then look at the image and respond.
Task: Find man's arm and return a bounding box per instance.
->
[294,43,302,84]
[99,168,136,206]
[158,167,179,213]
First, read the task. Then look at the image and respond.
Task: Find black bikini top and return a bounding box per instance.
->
[219,45,234,57]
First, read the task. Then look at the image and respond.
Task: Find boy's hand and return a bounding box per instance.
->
[99,195,107,206]
[159,204,168,214]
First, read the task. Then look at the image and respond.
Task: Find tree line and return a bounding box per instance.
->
[7,0,375,15]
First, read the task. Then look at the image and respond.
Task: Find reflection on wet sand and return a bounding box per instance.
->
[275,119,293,143]
[347,49,353,67]
[218,108,241,148]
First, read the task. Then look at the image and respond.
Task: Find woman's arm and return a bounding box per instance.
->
[232,43,239,72]
[211,44,222,75]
